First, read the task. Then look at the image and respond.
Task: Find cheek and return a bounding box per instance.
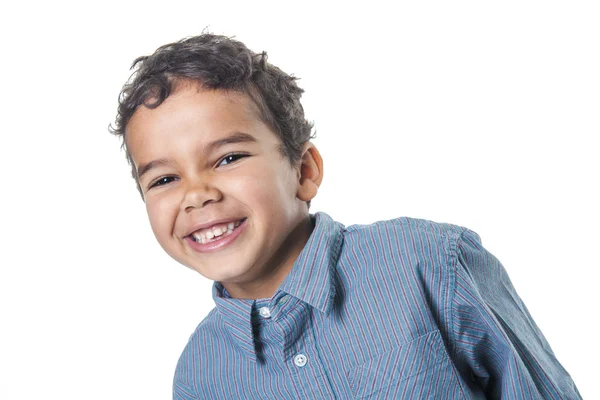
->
[146,197,179,242]
[239,167,289,196]
[230,164,297,217]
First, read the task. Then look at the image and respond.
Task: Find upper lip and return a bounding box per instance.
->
[183,217,245,238]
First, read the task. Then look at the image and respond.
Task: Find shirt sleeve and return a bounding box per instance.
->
[173,379,198,400]
[173,344,199,400]
[448,228,582,399]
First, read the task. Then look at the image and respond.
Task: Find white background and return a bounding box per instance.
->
[1,1,598,399]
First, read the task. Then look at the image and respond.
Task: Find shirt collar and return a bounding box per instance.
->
[212,211,345,361]
[279,211,344,315]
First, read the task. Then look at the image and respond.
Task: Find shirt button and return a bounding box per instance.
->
[258,307,271,318]
[280,295,288,304]
[294,353,308,367]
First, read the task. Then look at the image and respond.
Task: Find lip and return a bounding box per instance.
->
[183,217,246,238]
[184,218,248,253]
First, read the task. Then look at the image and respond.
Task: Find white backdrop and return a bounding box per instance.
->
[1,1,598,399]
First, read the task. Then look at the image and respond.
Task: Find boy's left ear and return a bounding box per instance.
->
[296,142,324,202]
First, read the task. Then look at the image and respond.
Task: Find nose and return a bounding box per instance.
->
[181,180,222,213]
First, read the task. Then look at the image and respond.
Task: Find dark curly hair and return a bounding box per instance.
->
[109,33,315,201]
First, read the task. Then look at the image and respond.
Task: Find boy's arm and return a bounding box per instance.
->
[448,228,582,399]
[173,379,198,400]
[173,344,199,400]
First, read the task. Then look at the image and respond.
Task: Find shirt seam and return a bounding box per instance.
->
[173,378,199,399]
[445,226,470,400]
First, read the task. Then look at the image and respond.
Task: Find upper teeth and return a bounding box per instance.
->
[191,220,242,243]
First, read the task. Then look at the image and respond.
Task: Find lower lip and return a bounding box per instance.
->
[185,218,247,253]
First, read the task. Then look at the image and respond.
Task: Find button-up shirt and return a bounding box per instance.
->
[173,212,581,399]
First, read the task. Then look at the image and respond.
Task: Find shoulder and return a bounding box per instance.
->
[334,216,482,339]
[193,306,222,333]
[337,215,486,284]
[343,215,475,249]
[334,215,483,282]
[177,307,224,358]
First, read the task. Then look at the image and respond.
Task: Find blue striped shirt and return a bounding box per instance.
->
[173,212,581,399]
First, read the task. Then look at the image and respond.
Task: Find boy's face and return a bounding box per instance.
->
[126,83,318,298]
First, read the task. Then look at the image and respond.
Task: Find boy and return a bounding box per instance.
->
[111,34,581,399]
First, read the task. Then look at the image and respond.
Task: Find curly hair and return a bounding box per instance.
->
[109,33,315,201]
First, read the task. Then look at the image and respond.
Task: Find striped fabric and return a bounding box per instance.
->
[173,212,581,399]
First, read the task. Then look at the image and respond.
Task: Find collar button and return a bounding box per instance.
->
[258,307,271,318]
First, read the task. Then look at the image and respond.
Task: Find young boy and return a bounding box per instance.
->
[111,34,582,399]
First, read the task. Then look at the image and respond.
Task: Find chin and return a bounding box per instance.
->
[189,260,253,283]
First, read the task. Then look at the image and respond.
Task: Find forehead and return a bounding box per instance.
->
[125,85,273,163]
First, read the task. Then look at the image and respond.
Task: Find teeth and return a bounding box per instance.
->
[191,219,244,244]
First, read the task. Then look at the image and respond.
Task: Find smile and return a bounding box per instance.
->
[185,218,247,253]
[190,219,244,244]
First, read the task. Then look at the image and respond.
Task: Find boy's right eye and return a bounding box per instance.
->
[148,176,178,189]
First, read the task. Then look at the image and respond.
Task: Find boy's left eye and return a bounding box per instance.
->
[218,153,248,167]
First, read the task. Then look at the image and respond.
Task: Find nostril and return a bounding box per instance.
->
[182,188,222,212]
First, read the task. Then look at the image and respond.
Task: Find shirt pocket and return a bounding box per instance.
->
[347,330,458,399]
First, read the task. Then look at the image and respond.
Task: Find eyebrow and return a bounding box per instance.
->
[206,131,257,154]
[136,131,258,180]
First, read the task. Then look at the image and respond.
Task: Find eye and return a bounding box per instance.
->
[148,176,178,189]
[218,153,249,167]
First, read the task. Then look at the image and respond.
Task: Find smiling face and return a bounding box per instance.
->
[125,83,322,299]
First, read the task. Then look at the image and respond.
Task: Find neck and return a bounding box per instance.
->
[222,214,315,300]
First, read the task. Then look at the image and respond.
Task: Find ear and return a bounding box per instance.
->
[296,142,324,202]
